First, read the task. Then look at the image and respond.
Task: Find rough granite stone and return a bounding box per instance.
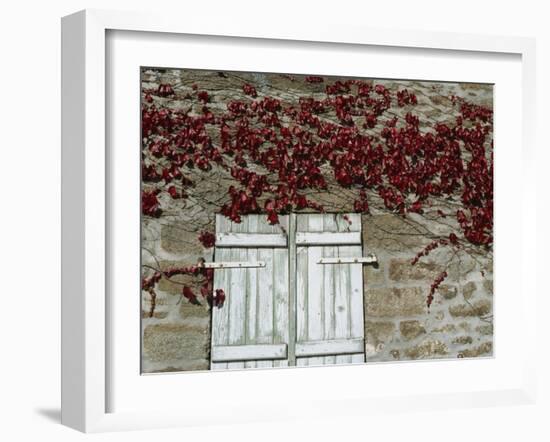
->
[389,259,444,282]
[143,323,209,363]
[404,339,449,360]
[160,223,205,255]
[399,320,426,340]
[476,324,493,335]
[462,281,477,300]
[363,261,386,285]
[458,342,493,358]
[365,287,426,317]
[449,300,491,318]
[452,335,474,345]
[438,284,458,300]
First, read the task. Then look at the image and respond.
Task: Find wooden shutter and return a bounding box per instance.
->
[211,214,290,370]
[295,213,365,366]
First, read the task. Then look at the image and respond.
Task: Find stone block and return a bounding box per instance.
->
[452,335,473,345]
[458,342,493,358]
[365,321,395,350]
[142,323,209,363]
[390,350,400,360]
[156,260,203,296]
[404,339,448,360]
[462,281,477,300]
[141,310,169,319]
[476,324,493,335]
[389,259,444,282]
[438,284,457,300]
[399,320,426,340]
[365,287,426,317]
[431,323,457,333]
[449,299,491,317]
[362,214,432,252]
[160,223,205,255]
[448,257,477,282]
[363,260,385,285]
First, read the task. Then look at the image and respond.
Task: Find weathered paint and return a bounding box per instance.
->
[211,213,365,369]
[211,214,289,370]
[296,214,365,367]
[212,344,288,362]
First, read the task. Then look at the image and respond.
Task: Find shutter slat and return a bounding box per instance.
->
[295,339,364,357]
[212,344,287,362]
[216,233,287,248]
[296,231,361,246]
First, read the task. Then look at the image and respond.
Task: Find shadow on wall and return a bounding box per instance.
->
[34,408,61,424]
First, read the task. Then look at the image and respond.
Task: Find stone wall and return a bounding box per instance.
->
[142,209,493,372]
[140,68,493,373]
[141,218,214,373]
[362,214,493,362]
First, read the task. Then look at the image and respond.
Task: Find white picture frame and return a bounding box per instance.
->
[61,9,537,433]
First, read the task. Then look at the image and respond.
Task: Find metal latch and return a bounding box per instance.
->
[317,254,377,265]
[204,261,266,269]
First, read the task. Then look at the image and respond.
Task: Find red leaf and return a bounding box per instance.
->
[168,185,180,199]
[242,83,257,97]
[305,76,324,83]
[198,231,216,248]
[449,233,459,245]
[214,289,226,308]
[183,286,200,305]
[141,190,161,217]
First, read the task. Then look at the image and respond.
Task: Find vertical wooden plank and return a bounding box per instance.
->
[277,213,289,235]
[335,212,361,233]
[287,213,297,367]
[349,213,365,364]
[244,216,258,369]
[350,252,365,364]
[256,247,274,368]
[273,247,289,367]
[322,215,337,365]
[296,243,308,367]
[211,215,230,370]
[296,213,308,367]
[334,214,351,365]
[226,217,247,370]
[211,250,228,370]
[335,244,352,365]
[305,215,324,367]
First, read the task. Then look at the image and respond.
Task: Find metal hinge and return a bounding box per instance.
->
[317,254,377,265]
[204,261,266,269]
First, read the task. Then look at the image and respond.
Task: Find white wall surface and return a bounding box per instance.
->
[0,1,548,441]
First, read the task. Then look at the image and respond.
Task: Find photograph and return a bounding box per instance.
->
[140,68,494,373]
[0,0,545,439]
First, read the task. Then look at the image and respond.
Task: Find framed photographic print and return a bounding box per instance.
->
[139,67,494,374]
[61,9,537,433]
